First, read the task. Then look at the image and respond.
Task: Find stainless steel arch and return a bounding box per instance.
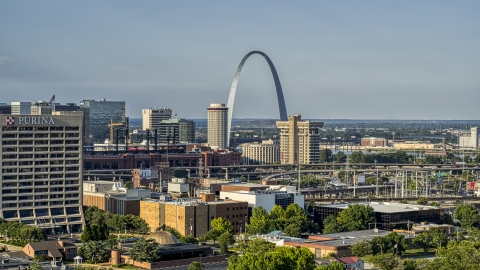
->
[226,51,288,147]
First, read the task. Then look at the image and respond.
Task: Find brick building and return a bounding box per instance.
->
[361,137,387,147]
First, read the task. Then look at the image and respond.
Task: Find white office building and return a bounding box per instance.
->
[142,107,173,131]
[459,126,478,149]
[241,139,280,165]
[220,190,304,212]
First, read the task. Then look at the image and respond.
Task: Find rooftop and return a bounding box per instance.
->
[318,201,441,213]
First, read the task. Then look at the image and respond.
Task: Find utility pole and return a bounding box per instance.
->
[375,159,379,196]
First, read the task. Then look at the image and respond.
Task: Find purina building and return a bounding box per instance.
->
[0,113,84,233]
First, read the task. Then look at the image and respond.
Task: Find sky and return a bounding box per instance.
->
[1,1,479,120]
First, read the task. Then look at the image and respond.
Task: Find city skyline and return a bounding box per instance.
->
[1,1,479,120]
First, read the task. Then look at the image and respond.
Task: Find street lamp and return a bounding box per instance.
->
[239,221,243,234]
[190,219,193,237]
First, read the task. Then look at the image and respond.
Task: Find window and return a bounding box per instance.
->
[35,209,49,217]
[66,207,80,215]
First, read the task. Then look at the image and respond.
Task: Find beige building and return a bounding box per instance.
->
[83,180,151,215]
[459,126,478,149]
[276,115,324,164]
[0,113,84,232]
[207,103,228,150]
[140,195,248,237]
[241,139,280,165]
[142,107,172,130]
[393,141,439,150]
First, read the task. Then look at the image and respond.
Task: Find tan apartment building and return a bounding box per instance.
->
[142,107,172,131]
[241,139,280,165]
[140,195,248,237]
[276,115,324,164]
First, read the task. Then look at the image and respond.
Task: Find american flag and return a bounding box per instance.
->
[5,116,14,125]
[49,94,55,104]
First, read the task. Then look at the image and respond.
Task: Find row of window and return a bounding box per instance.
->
[2,200,79,209]
[2,126,79,131]
[2,186,79,194]
[2,153,78,159]
[2,180,79,188]
[2,193,79,201]
[2,207,80,218]
[2,160,79,167]
[2,173,79,180]
[2,133,79,138]
[1,146,79,152]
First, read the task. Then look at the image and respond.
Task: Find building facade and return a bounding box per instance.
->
[276,115,324,164]
[207,103,228,150]
[140,196,248,236]
[459,126,479,149]
[361,137,387,147]
[142,107,172,131]
[0,114,84,232]
[80,99,126,143]
[157,118,195,143]
[11,102,32,115]
[219,190,305,213]
[241,139,280,165]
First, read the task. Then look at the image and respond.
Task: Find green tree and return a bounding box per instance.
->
[228,246,315,270]
[336,204,376,232]
[165,226,182,239]
[319,149,333,163]
[172,168,188,178]
[78,241,110,263]
[129,238,160,262]
[370,253,398,270]
[335,151,347,163]
[307,200,315,213]
[269,205,287,230]
[314,261,345,270]
[349,151,365,163]
[188,261,204,270]
[416,197,428,205]
[211,217,233,234]
[384,232,408,255]
[429,227,448,250]
[124,181,133,188]
[322,215,340,234]
[180,235,199,244]
[454,203,480,229]
[413,231,433,255]
[247,206,271,234]
[350,239,372,257]
[243,238,276,254]
[29,261,42,270]
[218,232,235,255]
[432,240,480,269]
[202,229,221,244]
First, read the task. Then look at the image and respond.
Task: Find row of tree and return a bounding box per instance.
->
[246,204,319,237]
[322,204,376,233]
[0,219,46,246]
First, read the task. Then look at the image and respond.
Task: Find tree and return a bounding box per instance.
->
[247,206,271,234]
[429,227,448,250]
[211,217,233,235]
[383,232,408,255]
[335,151,347,163]
[165,226,182,239]
[416,197,428,205]
[370,236,389,255]
[129,238,160,262]
[336,204,376,232]
[370,253,398,270]
[243,238,276,255]
[413,231,433,255]
[180,235,199,244]
[218,232,235,255]
[319,149,333,163]
[269,205,286,230]
[78,241,110,263]
[307,200,315,213]
[314,261,345,270]
[322,215,340,234]
[124,181,133,188]
[202,229,221,244]
[349,151,365,163]
[432,240,480,269]
[350,239,372,257]
[29,261,42,270]
[454,203,480,229]
[188,261,204,270]
[172,168,188,178]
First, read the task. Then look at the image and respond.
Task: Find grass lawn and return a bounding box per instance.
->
[402,248,435,258]
[112,264,139,270]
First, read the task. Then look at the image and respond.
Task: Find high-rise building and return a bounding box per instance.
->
[459,126,479,149]
[157,118,195,143]
[241,139,280,165]
[276,115,324,164]
[142,107,172,131]
[80,99,126,143]
[207,103,228,150]
[11,102,32,115]
[0,103,11,114]
[0,113,85,232]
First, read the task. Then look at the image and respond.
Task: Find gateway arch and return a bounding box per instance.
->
[226,51,288,147]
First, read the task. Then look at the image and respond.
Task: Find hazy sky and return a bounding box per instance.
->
[1,1,479,120]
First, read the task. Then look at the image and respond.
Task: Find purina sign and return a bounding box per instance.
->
[5,116,55,125]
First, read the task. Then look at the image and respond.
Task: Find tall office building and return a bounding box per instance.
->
[276,115,324,164]
[0,113,84,232]
[142,107,172,131]
[11,102,32,115]
[207,103,228,150]
[80,99,126,143]
[157,118,195,143]
[459,126,479,149]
